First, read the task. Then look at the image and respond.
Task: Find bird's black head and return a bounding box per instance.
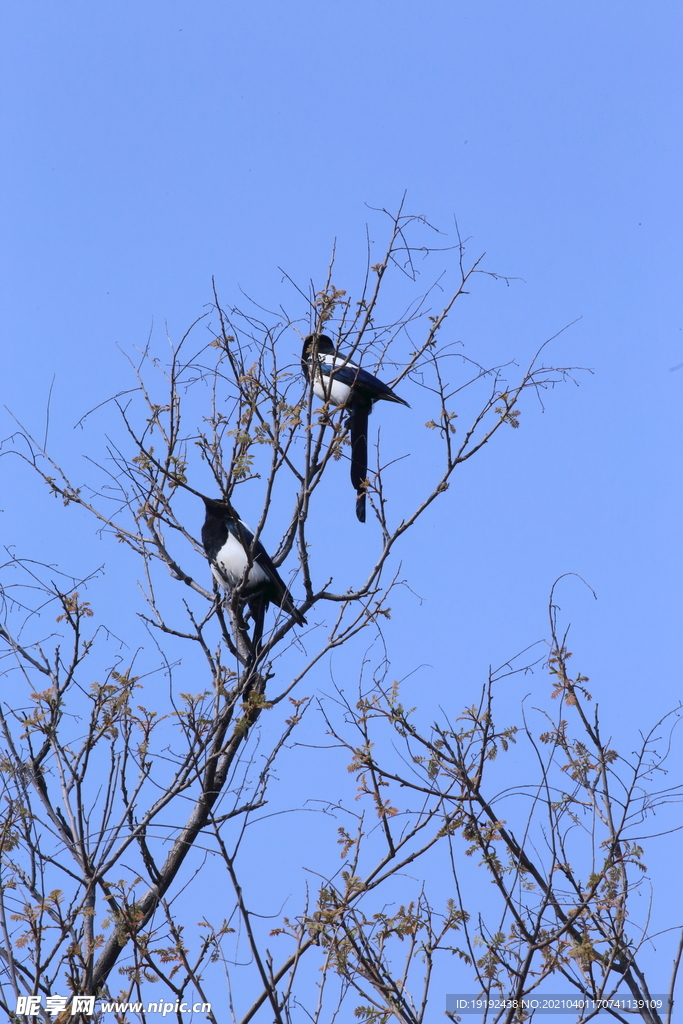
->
[201,495,236,522]
[302,334,335,359]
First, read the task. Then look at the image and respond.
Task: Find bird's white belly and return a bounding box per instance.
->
[213,532,269,590]
[313,375,351,406]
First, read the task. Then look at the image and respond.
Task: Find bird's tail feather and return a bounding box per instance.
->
[278,593,307,626]
[248,596,267,661]
[349,404,370,524]
[248,595,306,663]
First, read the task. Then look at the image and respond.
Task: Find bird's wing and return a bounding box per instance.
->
[233,519,279,588]
[238,523,305,624]
[231,516,256,548]
[322,360,409,405]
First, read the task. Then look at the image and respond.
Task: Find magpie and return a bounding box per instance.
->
[301,334,410,522]
[201,496,306,652]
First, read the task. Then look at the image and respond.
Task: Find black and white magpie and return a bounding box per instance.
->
[201,496,306,651]
[301,334,410,522]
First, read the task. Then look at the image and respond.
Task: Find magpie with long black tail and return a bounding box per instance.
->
[301,334,410,522]
[201,496,306,654]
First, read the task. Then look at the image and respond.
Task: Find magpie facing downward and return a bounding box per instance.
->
[201,496,306,653]
[302,334,410,522]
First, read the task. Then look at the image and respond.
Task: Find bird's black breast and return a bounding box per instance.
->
[201,513,229,563]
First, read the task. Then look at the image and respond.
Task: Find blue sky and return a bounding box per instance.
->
[1,0,682,1014]
[3,0,680,701]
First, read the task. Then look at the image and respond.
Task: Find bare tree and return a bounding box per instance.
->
[319,578,683,1024]
[2,206,674,1024]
